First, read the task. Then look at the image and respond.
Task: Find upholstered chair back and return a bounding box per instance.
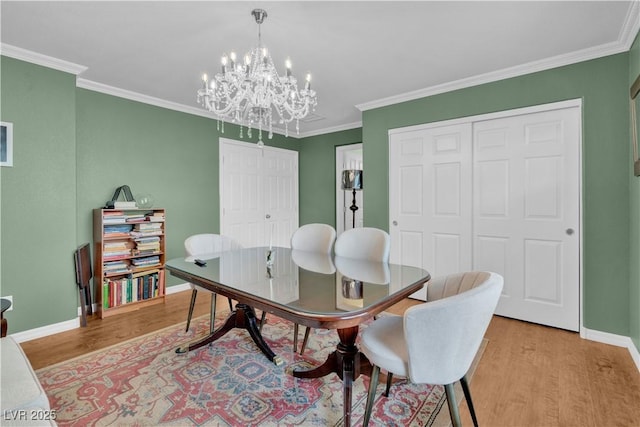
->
[290,223,336,253]
[334,227,390,262]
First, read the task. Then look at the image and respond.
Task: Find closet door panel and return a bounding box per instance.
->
[389,124,472,300]
[473,107,580,331]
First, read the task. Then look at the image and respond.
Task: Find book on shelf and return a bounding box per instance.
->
[131,255,160,267]
[146,211,165,222]
[125,213,146,223]
[134,236,160,244]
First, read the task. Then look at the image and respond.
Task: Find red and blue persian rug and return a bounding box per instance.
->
[36,314,447,426]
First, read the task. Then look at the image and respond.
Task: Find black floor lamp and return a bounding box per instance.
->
[341,169,363,228]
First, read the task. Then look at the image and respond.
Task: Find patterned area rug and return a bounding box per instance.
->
[36,314,448,426]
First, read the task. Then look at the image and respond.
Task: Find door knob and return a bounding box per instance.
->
[392,221,398,226]
[566,228,574,235]
[265,214,271,219]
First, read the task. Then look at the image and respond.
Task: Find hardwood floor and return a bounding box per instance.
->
[19,291,640,427]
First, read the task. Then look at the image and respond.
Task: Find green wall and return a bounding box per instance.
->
[298,128,362,226]
[629,32,640,351]
[1,57,78,332]
[0,57,299,332]
[361,54,630,337]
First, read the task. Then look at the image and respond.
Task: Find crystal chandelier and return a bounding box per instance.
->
[197,9,318,147]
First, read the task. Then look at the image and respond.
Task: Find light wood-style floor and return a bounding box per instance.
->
[19,291,640,427]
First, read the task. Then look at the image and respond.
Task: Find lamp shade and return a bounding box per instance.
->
[341,169,363,190]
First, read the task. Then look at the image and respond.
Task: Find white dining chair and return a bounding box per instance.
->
[288,223,336,353]
[360,271,504,427]
[333,227,390,262]
[184,234,242,334]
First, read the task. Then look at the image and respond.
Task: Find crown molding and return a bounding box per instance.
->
[620,0,640,50]
[297,121,363,138]
[357,2,640,112]
[76,78,214,119]
[0,43,87,75]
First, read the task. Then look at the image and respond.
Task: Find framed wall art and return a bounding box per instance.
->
[0,122,13,167]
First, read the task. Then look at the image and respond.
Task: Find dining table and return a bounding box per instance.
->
[165,246,430,427]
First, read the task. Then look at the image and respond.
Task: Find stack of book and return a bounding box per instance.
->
[131,255,160,268]
[134,236,160,255]
[125,212,146,223]
[130,222,162,238]
[146,211,165,222]
[104,224,134,238]
[103,260,130,275]
[103,241,131,260]
[103,211,126,224]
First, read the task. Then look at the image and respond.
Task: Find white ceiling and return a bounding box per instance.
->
[1,1,639,138]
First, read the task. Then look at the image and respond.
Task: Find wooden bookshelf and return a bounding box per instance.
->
[93,208,166,318]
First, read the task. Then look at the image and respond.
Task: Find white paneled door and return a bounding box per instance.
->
[220,138,298,249]
[472,107,580,331]
[389,124,473,300]
[389,101,581,331]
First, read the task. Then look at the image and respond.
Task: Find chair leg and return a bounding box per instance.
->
[362,365,380,427]
[78,288,88,327]
[460,375,479,427]
[293,323,300,353]
[444,383,462,427]
[383,372,393,397]
[209,292,217,334]
[185,289,198,332]
[300,326,311,354]
[84,286,93,315]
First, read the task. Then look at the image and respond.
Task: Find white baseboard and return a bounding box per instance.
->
[10,318,79,343]
[10,283,192,344]
[166,283,191,294]
[582,327,640,372]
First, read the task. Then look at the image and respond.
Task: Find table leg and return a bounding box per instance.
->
[176,303,283,366]
[292,326,373,427]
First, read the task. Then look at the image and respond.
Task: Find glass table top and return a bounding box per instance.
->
[166,247,429,316]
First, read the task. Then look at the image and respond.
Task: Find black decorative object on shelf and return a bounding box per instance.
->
[105,185,136,209]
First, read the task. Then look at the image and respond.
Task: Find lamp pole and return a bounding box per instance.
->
[349,189,358,228]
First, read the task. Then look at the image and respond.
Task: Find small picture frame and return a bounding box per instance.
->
[1,122,13,167]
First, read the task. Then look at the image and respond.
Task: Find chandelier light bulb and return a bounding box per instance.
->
[285,59,292,77]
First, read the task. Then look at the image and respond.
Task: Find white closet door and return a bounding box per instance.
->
[220,139,298,248]
[388,102,581,331]
[389,123,473,300]
[473,107,580,331]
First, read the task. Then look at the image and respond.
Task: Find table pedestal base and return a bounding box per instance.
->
[176,303,283,366]
[292,326,372,427]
